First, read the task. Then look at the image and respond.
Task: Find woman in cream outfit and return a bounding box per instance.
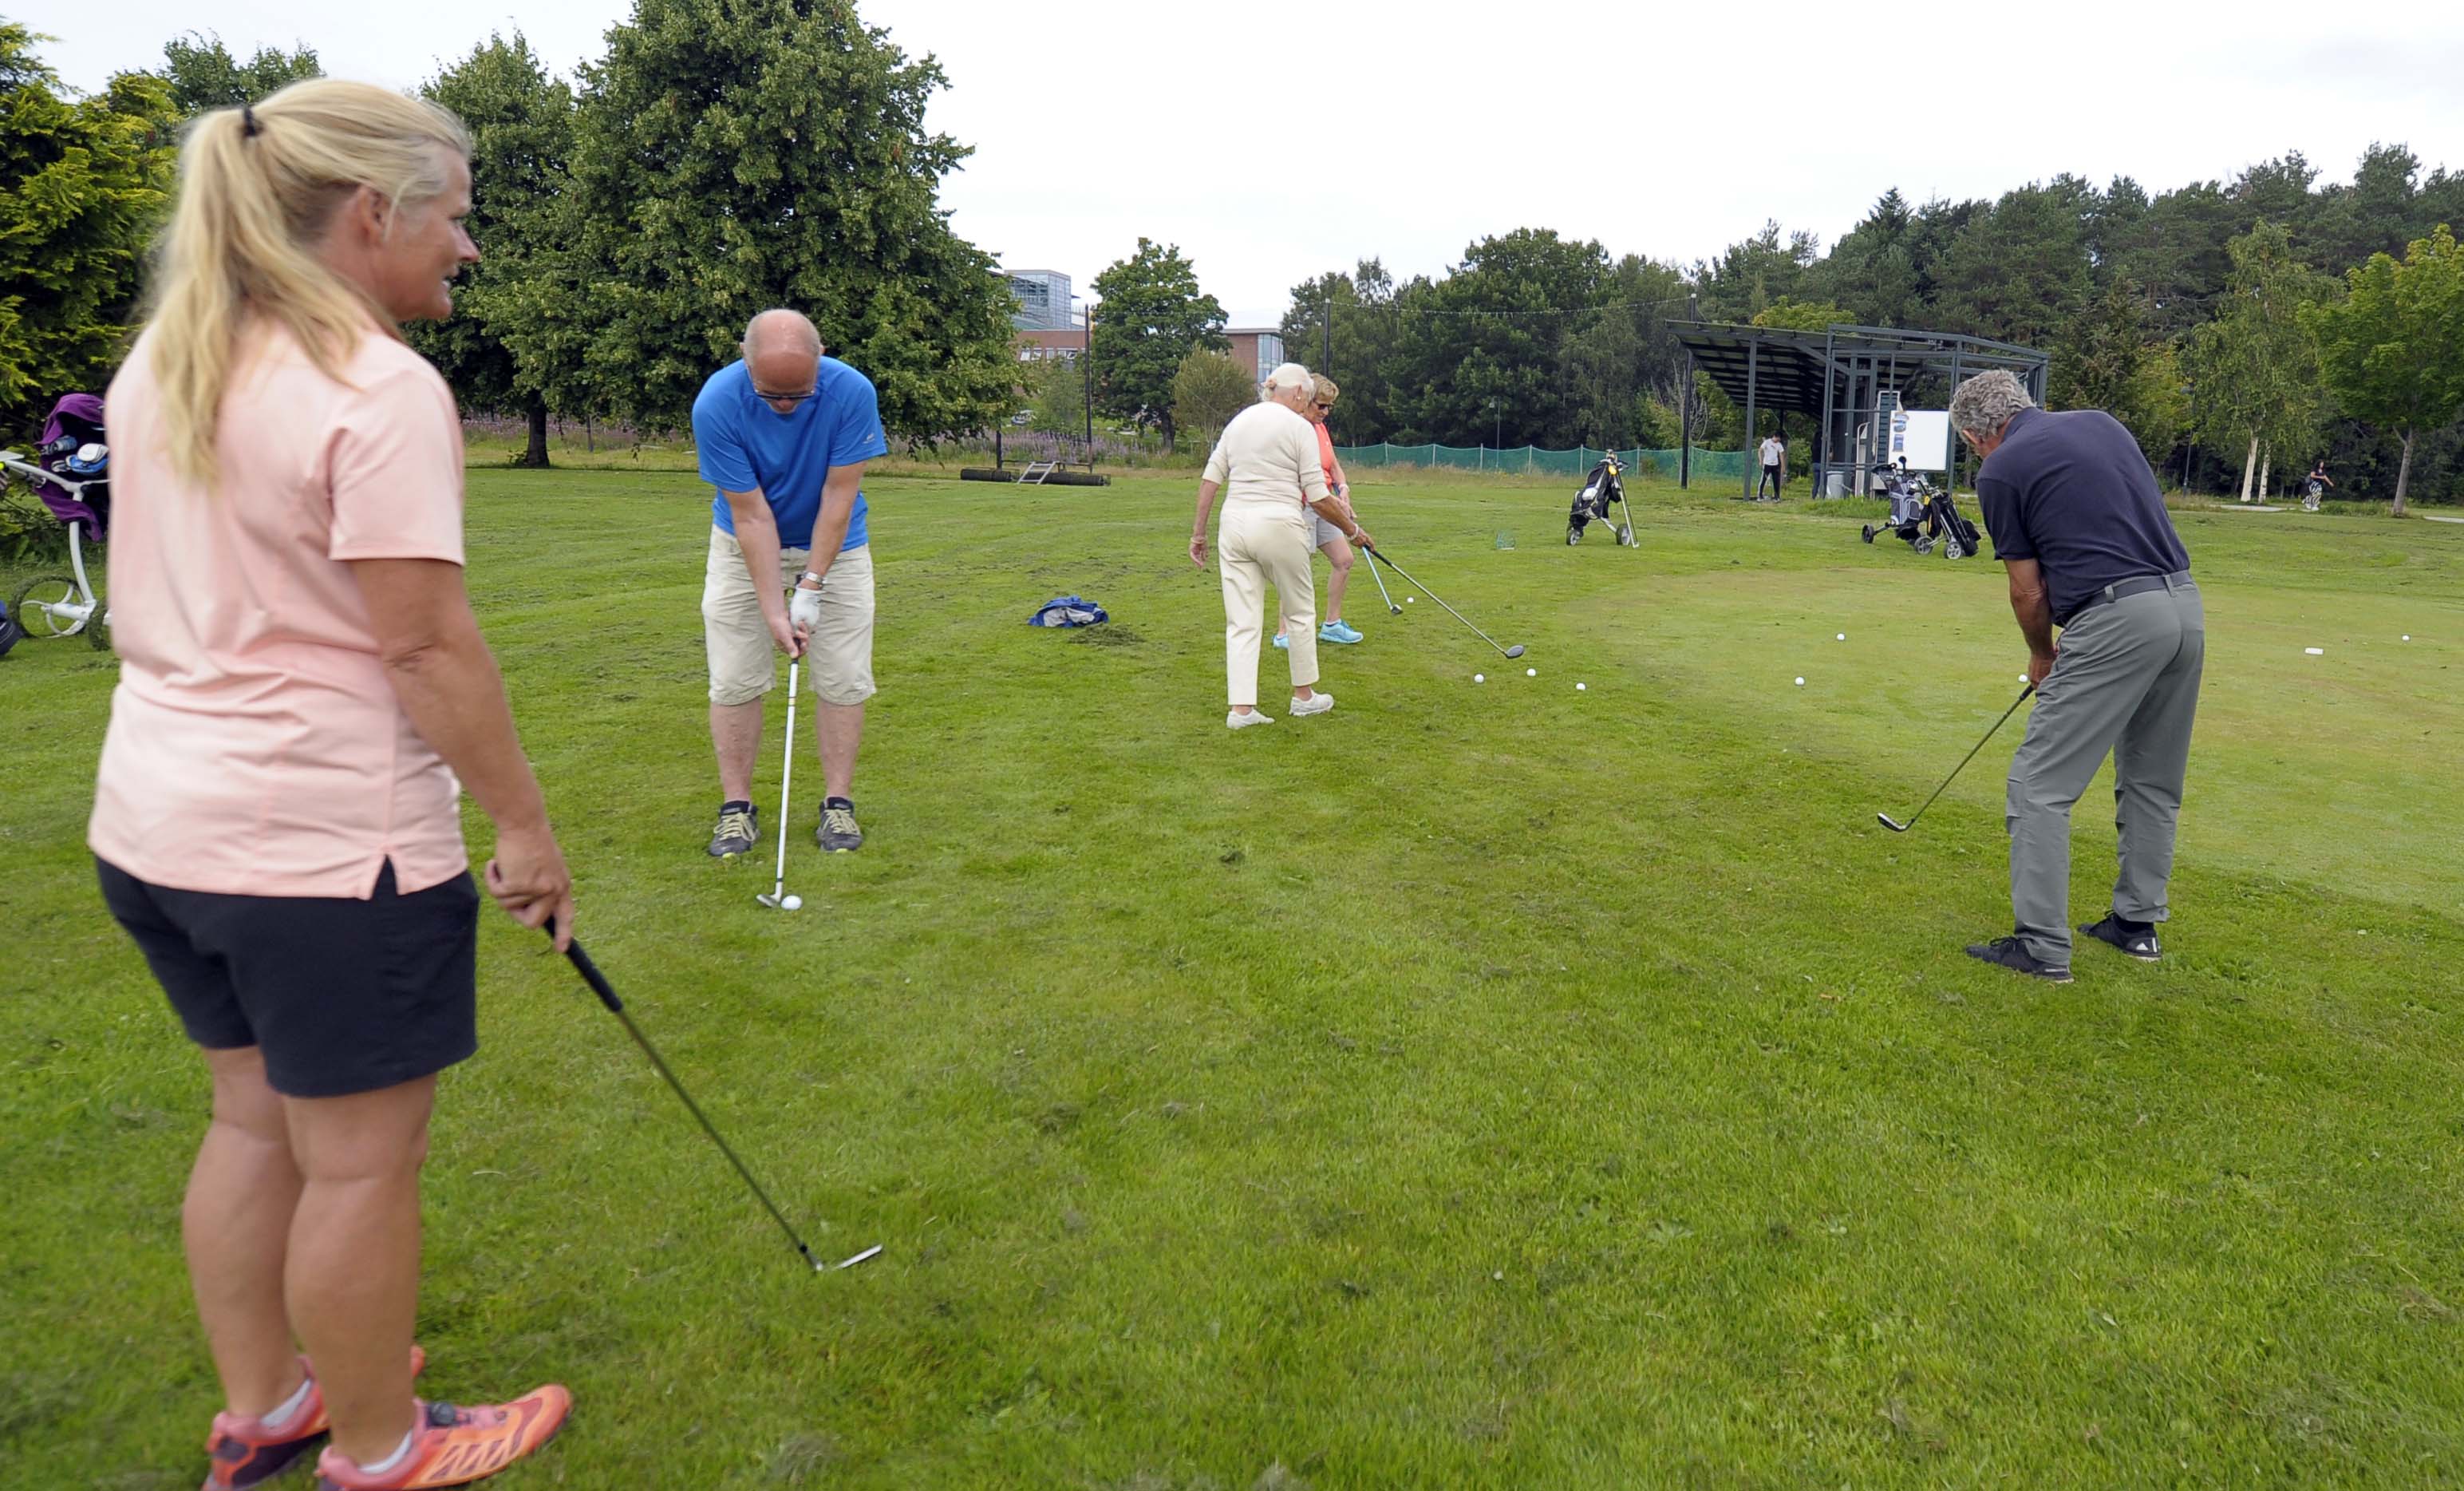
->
[1189,364,1374,729]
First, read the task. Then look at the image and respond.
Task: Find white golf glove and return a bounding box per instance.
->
[788,582,824,635]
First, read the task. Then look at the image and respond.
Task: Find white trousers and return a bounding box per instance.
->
[1219,501,1317,707]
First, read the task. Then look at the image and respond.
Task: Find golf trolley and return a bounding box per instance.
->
[2,394,111,655]
[2301,477,2326,512]
[1860,462,1979,560]
[1566,453,1637,547]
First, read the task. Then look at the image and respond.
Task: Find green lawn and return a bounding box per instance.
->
[5,471,2462,1488]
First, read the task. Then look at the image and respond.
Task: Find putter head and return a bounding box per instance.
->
[1504,644,1526,658]
[1877,813,1910,833]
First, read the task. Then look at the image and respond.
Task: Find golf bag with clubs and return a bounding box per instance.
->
[2,393,113,648]
[1566,453,1637,547]
[1861,463,1979,560]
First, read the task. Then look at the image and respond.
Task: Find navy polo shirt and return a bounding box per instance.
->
[1974,408,2190,627]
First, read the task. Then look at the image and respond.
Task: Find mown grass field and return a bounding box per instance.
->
[5,469,2462,1488]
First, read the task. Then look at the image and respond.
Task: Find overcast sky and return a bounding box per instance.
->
[26,0,2464,326]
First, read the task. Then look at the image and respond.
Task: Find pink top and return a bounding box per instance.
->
[89,323,471,899]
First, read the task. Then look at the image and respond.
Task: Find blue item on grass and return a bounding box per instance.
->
[1029,595,1108,627]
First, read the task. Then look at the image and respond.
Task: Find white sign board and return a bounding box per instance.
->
[1888,409,1951,472]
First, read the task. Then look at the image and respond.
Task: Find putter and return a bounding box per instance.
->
[1364,543,1402,615]
[554,931,830,1272]
[1364,547,1523,659]
[1878,682,2036,833]
[756,658,798,910]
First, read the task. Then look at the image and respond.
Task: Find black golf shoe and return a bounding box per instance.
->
[2080,915,2162,962]
[816,797,863,852]
[1964,935,2074,983]
[707,800,759,858]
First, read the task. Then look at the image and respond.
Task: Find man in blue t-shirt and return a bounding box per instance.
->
[1952,370,2203,984]
[691,309,890,858]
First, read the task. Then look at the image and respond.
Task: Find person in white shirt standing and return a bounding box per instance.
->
[1757,433,1786,499]
[1189,363,1375,730]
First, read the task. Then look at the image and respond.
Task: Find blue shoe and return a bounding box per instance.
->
[1319,620,1363,645]
[1272,634,1289,650]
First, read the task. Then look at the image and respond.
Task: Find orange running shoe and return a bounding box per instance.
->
[202,1347,428,1490]
[311,1387,571,1489]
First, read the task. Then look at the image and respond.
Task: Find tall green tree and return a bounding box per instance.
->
[1388,227,1612,446]
[156,32,320,115]
[2050,278,2186,466]
[1088,238,1226,452]
[1696,220,1816,322]
[1932,180,2094,347]
[2304,225,2464,516]
[408,34,582,467]
[2186,223,2330,500]
[0,26,176,427]
[1278,259,1408,444]
[571,0,1014,442]
[1023,354,1084,437]
[1169,349,1253,449]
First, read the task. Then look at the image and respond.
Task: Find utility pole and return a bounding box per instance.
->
[1082,301,1094,457]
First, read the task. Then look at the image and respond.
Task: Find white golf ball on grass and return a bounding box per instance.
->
[781,894,803,911]
[1576,682,1586,691]
[1526,667,1537,677]
[1474,673,1485,682]
[1795,677,1804,686]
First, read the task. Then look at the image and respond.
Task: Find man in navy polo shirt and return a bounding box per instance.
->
[1952,370,2204,983]
[692,309,890,858]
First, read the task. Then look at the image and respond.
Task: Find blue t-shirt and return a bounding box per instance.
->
[1976,407,2190,627]
[693,357,890,552]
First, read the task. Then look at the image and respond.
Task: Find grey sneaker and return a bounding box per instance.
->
[1964,935,2074,983]
[817,797,863,852]
[2080,915,2162,961]
[707,801,759,858]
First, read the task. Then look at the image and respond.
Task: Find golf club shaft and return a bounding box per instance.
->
[769,659,797,900]
[1364,543,1400,612]
[1365,548,1514,658]
[559,935,820,1270]
[1894,683,2035,829]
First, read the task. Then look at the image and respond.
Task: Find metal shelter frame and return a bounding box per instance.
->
[1672,322,2048,500]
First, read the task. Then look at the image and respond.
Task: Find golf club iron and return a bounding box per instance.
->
[555,932,827,1271]
[756,658,798,909]
[1364,543,1402,615]
[1878,682,2036,833]
[1363,548,1523,659]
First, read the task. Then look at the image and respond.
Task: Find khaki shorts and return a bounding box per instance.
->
[702,526,876,706]
[1305,510,1348,550]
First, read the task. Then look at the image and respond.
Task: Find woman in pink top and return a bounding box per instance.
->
[93,81,572,1489]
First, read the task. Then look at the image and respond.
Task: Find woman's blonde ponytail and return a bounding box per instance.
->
[144,79,468,486]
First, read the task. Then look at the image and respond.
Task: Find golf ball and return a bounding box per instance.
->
[2403,635,2411,641]
[1837,633,1846,641]
[1795,677,1805,686]
[1474,673,1485,682]
[1526,667,1537,677]
[781,894,803,911]
[1576,682,1586,691]
[1407,596,1416,603]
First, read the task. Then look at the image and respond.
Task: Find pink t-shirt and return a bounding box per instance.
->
[89,323,470,899]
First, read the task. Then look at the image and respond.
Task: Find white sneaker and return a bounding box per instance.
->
[1289,692,1335,718]
[1227,710,1274,730]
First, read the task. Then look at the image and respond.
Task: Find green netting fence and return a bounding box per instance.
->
[1333,444,1749,481]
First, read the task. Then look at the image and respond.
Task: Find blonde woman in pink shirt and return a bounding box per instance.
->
[92,81,572,1489]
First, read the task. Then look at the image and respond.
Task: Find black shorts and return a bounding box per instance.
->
[97,856,480,1098]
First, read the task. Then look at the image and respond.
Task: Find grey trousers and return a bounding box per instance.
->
[2005,575,2205,965]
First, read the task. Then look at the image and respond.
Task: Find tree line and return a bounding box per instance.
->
[1,6,1018,464]
[1276,158,2464,508]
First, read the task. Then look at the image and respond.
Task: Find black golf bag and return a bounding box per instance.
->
[1566,456,1637,547]
[1861,467,1980,559]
